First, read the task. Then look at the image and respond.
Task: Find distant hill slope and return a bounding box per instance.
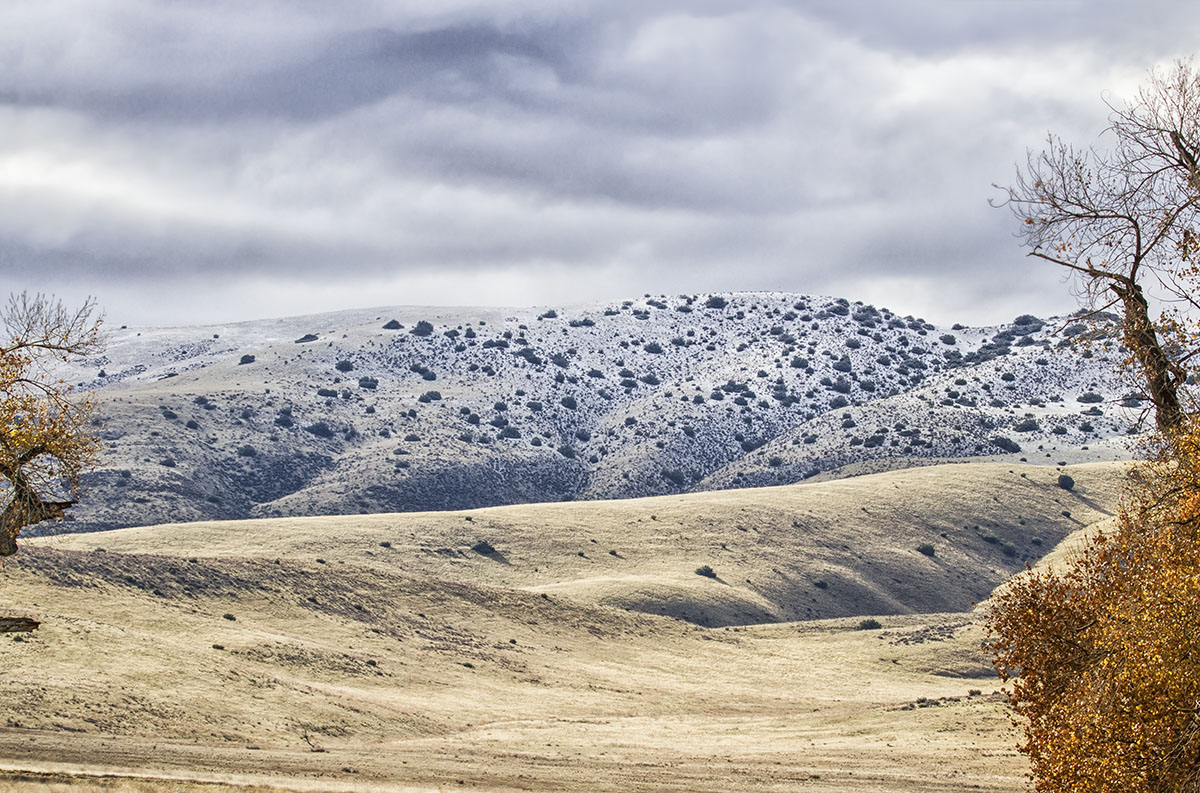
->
[39,460,1127,627]
[43,291,1140,534]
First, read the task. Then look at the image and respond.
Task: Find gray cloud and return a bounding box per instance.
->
[1,1,1196,326]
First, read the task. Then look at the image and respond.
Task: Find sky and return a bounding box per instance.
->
[0,1,1196,328]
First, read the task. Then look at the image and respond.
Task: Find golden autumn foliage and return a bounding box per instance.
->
[988,58,1200,791]
[988,425,1200,792]
[0,293,103,556]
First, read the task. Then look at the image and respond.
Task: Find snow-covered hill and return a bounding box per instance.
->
[42,292,1143,534]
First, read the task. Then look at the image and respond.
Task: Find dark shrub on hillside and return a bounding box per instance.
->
[560,396,577,410]
[916,543,936,557]
[294,334,318,343]
[644,342,664,354]
[558,444,576,459]
[1014,419,1040,432]
[1077,392,1105,403]
[992,436,1021,453]
[383,319,402,330]
[418,391,442,403]
[238,354,255,365]
[317,387,337,397]
[305,422,334,438]
[695,565,717,578]
[358,376,378,390]
[858,618,882,630]
[335,360,353,372]
[1058,474,1076,491]
[236,445,257,457]
[705,296,728,309]
[410,320,434,336]
[274,415,294,428]
[515,347,542,365]
[472,540,496,555]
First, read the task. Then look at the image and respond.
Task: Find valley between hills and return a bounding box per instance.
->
[1,456,1126,791]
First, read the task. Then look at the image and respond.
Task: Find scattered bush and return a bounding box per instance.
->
[305,422,334,438]
[238,354,255,365]
[695,565,717,578]
[916,543,936,557]
[992,436,1022,453]
[1058,474,1076,491]
[858,618,882,630]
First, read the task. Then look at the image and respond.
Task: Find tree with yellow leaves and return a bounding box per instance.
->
[988,59,1200,791]
[0,292,103,559]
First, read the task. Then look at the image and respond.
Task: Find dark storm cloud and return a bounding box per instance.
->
[1,0,1198,325]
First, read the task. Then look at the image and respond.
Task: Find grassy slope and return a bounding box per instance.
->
[0,460,1127,791]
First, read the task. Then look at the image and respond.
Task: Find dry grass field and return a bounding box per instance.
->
[0,460,1126,791]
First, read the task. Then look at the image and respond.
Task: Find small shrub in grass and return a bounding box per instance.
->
[1057,474,1075,491]
[813,579,828,589]
[858,618,882,630]
[223,613,236,621]
[238,354,255,365]
[410,320,433,336]
[695,565,717,578]
[916,543,936,557]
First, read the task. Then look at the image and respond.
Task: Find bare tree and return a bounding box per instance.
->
[994,58,1200,433]
[0,293,103,560]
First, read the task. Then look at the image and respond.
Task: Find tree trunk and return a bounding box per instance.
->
[0,617,39,633]
[1111,280,1186,433]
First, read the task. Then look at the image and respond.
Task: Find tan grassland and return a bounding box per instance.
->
[0,461,1126,791]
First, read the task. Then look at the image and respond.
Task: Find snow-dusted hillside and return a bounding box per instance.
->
[43,292,1142,534]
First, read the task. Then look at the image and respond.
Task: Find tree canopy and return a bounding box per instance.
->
[994,58,1200,432]
[0,292,103,557]
[988,59,1200,792]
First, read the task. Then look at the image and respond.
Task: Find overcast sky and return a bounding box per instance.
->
[0,1,1195,327]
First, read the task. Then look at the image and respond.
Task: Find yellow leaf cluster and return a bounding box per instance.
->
[988,419,1200,791]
